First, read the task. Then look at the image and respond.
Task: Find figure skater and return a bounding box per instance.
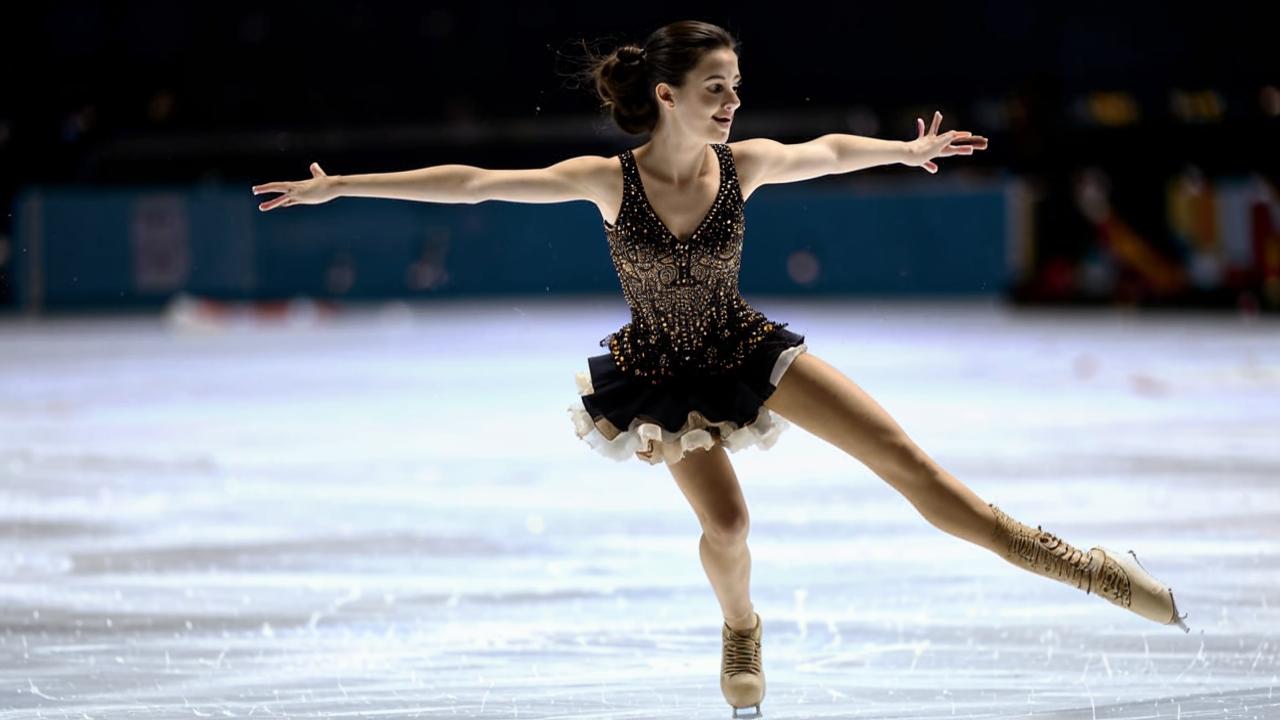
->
[251,19,1190,718]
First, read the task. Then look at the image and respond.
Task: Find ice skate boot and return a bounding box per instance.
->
[721,611,765,718]
[988,503,1190,633]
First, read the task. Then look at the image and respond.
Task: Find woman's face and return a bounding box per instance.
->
[656,47,741,140]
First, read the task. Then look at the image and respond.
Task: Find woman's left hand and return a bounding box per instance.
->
[903,110,988,174]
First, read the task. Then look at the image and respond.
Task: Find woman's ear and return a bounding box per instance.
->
[654,83,676,110]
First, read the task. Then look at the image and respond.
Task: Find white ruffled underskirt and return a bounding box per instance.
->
[566,343,809,466]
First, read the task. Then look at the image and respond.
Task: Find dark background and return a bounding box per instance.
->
[2,1,1277,309]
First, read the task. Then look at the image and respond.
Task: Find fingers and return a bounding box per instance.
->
[258,191,294,211]
[917,117,925,138]
[255,186,288,211]
[929,110,942,136]
[936,131,990,156]
[252,179,295,210]
[938,142,987,156]
[947,136,989,151]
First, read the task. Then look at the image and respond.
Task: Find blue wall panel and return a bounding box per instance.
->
[12,180,1011,310]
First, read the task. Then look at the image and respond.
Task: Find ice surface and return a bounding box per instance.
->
[1,298,1277,718]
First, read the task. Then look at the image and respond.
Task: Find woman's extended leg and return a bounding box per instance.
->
[763,352,1001,551]
[762,351,1190,631]
[666,441,757,633]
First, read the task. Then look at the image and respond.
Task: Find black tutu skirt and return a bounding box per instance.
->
[567,326,809,465]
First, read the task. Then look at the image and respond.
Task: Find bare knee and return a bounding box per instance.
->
[701,509,750,547]
[667,441,750,546]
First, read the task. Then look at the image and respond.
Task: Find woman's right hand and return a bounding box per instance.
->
[252,162,339,211]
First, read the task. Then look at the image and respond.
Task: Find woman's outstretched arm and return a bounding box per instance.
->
[335,164,482,204]
[252,155,608,212]
[732,110,988,194]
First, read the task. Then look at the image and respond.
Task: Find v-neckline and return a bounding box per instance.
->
[627,145,723,244]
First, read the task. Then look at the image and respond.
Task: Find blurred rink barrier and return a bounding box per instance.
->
[9,180,1017,316]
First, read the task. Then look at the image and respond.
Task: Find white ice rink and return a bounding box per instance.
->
[2,298,1278,718]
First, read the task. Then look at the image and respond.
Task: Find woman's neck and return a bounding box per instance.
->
[634,129,714,188]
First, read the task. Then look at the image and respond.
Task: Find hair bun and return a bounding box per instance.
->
[617,45,646,66]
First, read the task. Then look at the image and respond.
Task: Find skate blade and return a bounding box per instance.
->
[1098,546,1191,633]
[730,704,762,719]
[1128,549,1191,633]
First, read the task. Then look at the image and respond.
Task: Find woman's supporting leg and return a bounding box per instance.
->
[667,441,757,633]
[668,441,769,710]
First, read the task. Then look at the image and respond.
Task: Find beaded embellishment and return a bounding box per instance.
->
[600,143,790,384]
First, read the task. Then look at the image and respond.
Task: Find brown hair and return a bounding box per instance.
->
[571,20,742,135]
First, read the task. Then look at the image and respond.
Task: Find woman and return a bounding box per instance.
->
[252,20,1189,718]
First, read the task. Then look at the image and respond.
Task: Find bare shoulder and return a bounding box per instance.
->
[726,138,785,201]
[549,153,622,212]
[726,138,784,162]
[566,152,624,225]
[578,153,624,200]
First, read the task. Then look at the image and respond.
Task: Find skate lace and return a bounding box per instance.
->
[991,505,1139,614]
[723,629,761,676]
[1090,552,1133,608]
[1015,526,1095,592]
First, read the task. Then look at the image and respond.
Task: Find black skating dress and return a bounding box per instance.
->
[567,142,809,465]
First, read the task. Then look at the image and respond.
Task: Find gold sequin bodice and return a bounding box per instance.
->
[599,143,789,383]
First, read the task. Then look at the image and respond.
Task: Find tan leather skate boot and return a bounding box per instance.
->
[988,503,1190,632]
[721,611,765,717]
